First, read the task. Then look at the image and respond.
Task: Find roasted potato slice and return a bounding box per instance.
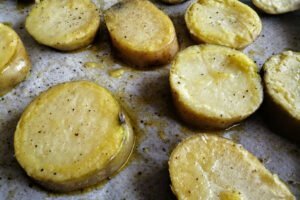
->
[169,134,295,200]
[14,81,135,192]
[25,0,100,51]
[263,51,300,142]
[185,0,262,49]
[170,44,263,129]
[252,0,300,14]
[0,23,31,96]
[105,0,179,68]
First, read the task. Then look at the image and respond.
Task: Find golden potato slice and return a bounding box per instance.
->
[0,23,31,96]
[0,24,18,69]
[14,81,135,192]
[170,44,263,129]
[160,0,187,4]
[185,0,262,49]
[263,51,300,142]
[169,134,295,200]
[105,0,179,68]
[252,0,300,14]
[25,0,100,51]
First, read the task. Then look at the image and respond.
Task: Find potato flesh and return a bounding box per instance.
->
[170,45,263,128]
[169,134,295,200]
[185,0,262,49]
[264,51,300,119]
[0,24,18,70]
[105,0,178,67]
[25,0,100,51]
[252,0,300,14]
[105,0,174,51]
[0,24,31,96]
[14,81,134,191]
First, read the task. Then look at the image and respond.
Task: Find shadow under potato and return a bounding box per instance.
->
[133,166,176,200]
[260,95,300,146]
[0,114,31,185]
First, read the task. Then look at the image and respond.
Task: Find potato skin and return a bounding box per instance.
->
[0,25,31,97]
[105,0,179,68]
[160,0,188,5]
[262,88,300,143]
[171,85,256,130]
[110,34,179,68]
[171,89,234,130]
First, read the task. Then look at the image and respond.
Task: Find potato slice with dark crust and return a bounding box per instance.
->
[169,134,295,200]
[105,0,179,68]
[25,0,100,51]
[14,81,135,192]
[185,0,262,49]
[170,44,263,130]
[0,23,31,96]
[263,51,300,142]
[252,0,300,14]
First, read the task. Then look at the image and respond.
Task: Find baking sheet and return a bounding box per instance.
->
[0,0,299,199]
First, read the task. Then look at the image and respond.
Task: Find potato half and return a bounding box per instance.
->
[0,23,31,96]
[170,44,263,129]
[185,0,262,49]
[252,0,300,14]
[14,81,135,192]
[169,134,295,200]
[25,0,100,51]
[105,0,179,68]
[263,51,300,142]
